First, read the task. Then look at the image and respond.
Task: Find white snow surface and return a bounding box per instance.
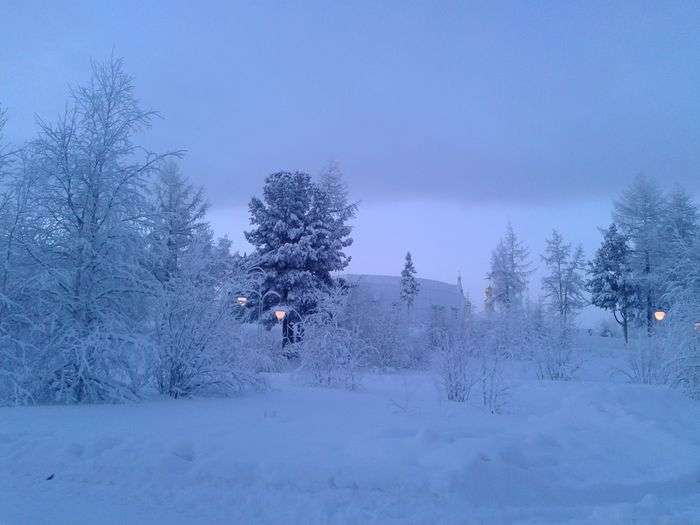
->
[2,345,700,524]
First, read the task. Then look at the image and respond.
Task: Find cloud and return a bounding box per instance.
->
[3,1,699,209]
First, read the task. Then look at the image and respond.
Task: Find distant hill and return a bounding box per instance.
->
[342,274,465,324]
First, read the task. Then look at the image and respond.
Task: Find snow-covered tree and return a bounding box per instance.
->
[487,223,532,311]
[0,105,13,173]
[613,175,666,332]
[297,285,367,389]
[530,300,580,382]
[343,283,407,369]
[541,229,586,323]
[432,325,478,403]
[457,273,473,321]
[661,188,699,305]
[318,161,358,223]
[152,234,264,398]
[587,224,638,343]
[148,160,209,283]
[662,188,698,249]
[0,109,42,404]
[147,164,261,397]
[21,57,169,403]
[0,56,267,406]
[400,251,419,312]
[484,283,495,314]
[245,171,353,345]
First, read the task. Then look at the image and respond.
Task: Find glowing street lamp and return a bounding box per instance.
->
[654,310,666,322]
[236,296,249,306]
[274,309,287,322]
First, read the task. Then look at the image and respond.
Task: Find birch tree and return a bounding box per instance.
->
[541,229,586,323]
[25,57,171,402]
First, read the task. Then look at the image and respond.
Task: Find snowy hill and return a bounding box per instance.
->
[342,274,466,324]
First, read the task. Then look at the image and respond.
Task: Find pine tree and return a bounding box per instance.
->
[245,171,352,345]
[587,224,638,343]
[541,229,586,323]
[400,251,419,312]
[487,223,532,311]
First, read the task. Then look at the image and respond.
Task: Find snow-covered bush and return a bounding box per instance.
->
[474,319,511,413]
[432,315,509,413]
[49,327,151,403]
[485,306,534,360]
[618,298,698,394]
[479,349,509,414]
[152,238,266,398]
[236,324,283,373]
[598,319,619,338]
[622,334,670,385]
[343,285,404,370]
[297,287,367,390]
[0,311,43,405]
[534,322,581,381]
[647,298,699,398]
[432,331,477,402]
[673,346,700,400]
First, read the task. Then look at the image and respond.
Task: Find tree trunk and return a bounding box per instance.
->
[282,316,290,347]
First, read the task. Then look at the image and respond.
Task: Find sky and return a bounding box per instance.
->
[2,1,699,313]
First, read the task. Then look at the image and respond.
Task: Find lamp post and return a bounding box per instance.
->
[272,306,304,349]
[234,289,281,336]
[274,307,289,346]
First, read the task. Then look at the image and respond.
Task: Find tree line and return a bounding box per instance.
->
[1,56,697,406]
[0,58,355,404]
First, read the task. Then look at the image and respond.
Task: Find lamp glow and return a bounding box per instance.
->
[274,309,286,321]
[654,310,666,322]
[236,296,248,306]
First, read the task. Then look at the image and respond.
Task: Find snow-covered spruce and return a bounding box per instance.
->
[244,171,353,347]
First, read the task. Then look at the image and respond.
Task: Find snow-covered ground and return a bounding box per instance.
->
[2,344,700,524]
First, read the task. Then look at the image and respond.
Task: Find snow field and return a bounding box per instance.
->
[1,359,699,524]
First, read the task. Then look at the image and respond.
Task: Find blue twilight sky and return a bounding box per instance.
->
[2,1,699,311]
